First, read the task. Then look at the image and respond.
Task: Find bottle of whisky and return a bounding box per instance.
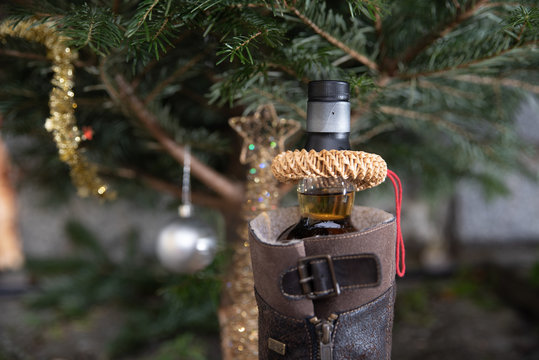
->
[278,80,358,242]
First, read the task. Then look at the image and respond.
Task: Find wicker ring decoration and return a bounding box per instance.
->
[271,149,387,191]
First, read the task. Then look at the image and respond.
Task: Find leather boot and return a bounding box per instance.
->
[249,206,397,359]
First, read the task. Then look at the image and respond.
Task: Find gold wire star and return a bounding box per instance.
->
[229,103,300,165]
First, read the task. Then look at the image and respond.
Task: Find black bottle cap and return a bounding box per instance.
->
[308,80,350,102]
[305,132,351,151]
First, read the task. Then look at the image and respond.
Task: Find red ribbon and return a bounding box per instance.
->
[387,169,405,277]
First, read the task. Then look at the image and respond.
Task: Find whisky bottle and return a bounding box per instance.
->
[278,80,358,242]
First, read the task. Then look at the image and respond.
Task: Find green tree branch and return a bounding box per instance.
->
[114,75,244,205]
[286,3,379,72]
[398,0,489,68]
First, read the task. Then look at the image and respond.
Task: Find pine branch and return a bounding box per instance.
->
[234,31,262,52]
[208,4,286,65]
[454,73,539,94]
[131,32,189,89]
[374,9,387,64]
[217,30,264,65]
[112,0,121,15]
[102,167,229,210]
[0,48,91,68]
[252,87,307,120]
[125,0,182,62]
[136,0,161,29]
[346,0,388,20]
[505,5,539,40]
[397,0,489,68]
[60,3,123,55]
[286,4,379,71]
[352,122,396,145]
[0,48,47,62]
[144,52,204,104]
[114,75,244,204]
[207,63,267,106]
[99,58,120,101]
[374,11,382,34]
[131,58,159,90]
[378,105,474,140]
[266,62,309,83]
[152,15,170,42]
[416,79,478,99]
[486,2,525,8]
[399,39,539,79]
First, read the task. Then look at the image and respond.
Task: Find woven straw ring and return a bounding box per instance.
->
[271,149,387,191]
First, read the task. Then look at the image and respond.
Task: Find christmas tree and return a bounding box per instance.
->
[0,0,538,358]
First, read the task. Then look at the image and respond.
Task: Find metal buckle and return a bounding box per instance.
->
[297,255,341,300]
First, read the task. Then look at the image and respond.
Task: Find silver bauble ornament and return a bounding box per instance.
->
[156,206,218,273]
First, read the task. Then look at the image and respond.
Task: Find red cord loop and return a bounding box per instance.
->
[387,170,405,277]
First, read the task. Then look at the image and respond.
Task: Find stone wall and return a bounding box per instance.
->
[455,95,539,244]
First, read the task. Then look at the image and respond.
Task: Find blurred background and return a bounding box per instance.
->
[1,1,538,359]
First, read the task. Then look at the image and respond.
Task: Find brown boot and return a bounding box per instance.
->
[249,206,397,359]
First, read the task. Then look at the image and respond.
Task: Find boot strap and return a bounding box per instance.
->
[282,254,380,299]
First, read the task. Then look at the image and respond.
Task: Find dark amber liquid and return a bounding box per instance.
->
[277,191,357,242]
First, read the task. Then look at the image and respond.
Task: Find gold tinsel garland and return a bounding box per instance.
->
[0,19,113,199]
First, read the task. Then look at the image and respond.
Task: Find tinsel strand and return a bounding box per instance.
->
[0,19,113,199]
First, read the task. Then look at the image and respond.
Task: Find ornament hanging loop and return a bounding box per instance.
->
[179,145,193,218]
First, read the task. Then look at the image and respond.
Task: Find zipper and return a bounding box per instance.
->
[311,313,338,360]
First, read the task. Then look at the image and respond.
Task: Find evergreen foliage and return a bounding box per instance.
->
[1,0,537,195]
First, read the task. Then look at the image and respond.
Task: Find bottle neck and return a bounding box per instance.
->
[298,177,355,221]
[305,100,351,151]
[305,132,350,151]
[306,101,350,133]
[302,99,353,220]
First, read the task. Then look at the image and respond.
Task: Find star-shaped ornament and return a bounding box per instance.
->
[229,103,300,165]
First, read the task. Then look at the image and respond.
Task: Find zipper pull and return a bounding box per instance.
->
[316,314,338,360]
[319,321,333,360]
